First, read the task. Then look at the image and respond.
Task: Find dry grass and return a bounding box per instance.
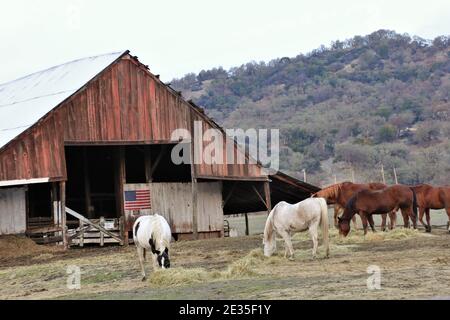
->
[1,227,448,299]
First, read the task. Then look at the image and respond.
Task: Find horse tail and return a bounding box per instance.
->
[410,188,418,224]
[318,198,330,258]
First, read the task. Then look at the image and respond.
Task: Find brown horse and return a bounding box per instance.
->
[410,184,450,233]
[338,184,418,236]
[313,181,395,231]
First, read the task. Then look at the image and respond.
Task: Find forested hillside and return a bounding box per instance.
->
[171,30,450,186]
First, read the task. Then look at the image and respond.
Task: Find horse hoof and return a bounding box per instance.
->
[426,227,432,233]
[288,256,295,261]
[141,276,146,282]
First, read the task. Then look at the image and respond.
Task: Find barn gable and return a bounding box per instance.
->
[0,52,265,184]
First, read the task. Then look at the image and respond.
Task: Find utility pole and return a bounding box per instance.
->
[351,168,355,183]
[393,167,398,184]
[302,169,306,182]
[334,174,337,184]
[381,164,386,184]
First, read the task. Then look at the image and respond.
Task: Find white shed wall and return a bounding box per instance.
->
[0,187,27,235]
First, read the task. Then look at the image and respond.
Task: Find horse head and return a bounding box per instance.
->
[149,238,171,269]
[337,217,350,237]
[157,248,170,269]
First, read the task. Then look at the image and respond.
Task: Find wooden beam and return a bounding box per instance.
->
[252,185,268,209]
[195,175,269,182]
[264,181,272,215]
[51,182,59,227]
[244,213,249,236]
[223,182,237,207]
[65,207,122,242]
[115,146,127,245]
[190,114,198,240]
[83,147,92,219]
[60,181,68,250]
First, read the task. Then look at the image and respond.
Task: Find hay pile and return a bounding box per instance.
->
[290,227,429,245]
[148,248,270,287]
[0,235,60,259]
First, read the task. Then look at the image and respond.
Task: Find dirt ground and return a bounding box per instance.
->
[1,224,450,300]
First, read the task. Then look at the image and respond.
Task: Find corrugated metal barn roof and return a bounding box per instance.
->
[0,51,127,150]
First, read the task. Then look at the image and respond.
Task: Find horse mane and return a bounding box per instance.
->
[152,214,170,250]
[263,209,274,243]
[314,182,350,200]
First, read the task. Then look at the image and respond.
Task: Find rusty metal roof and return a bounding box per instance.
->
[0,51,127,150]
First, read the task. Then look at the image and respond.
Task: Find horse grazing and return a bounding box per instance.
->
[133,214,172,281]
[338,184,418,236]
[263,198,329,260]
[313,181,395,231]
[411,184,450,233]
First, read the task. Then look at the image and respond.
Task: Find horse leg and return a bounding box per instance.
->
[404,207,417,229]
[425,208,431,232]
[389,210,397,230]
[308,225,319,259]
[351,215,358,230]
[137,246,147,281]
[151,253,159,270]
[279,230,294,260]
[401,210,410,228]
[418,207,427,231]
[368,214,376,232]
[445,207,450,233]
[333,204,339,228]
[360,213,369,235]
[381,213,387,232]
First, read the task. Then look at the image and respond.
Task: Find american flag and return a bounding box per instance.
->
[124,189,151,211]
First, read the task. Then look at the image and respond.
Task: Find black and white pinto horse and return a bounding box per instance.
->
[133,214,172,281]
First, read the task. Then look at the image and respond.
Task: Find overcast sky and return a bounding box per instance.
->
[1,0,449,84]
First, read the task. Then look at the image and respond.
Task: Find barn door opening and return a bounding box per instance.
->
[27,183,52,229]
[65,146,117,219]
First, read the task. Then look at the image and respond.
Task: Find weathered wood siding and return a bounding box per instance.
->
[191,111,265,179]
[149,182,223,234]
[0,187,27,234]
[0,55,266,183]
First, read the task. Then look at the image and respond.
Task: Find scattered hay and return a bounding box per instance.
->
[0,235,60,259]
[149,267,212,287]
[148,249,265,287]
[223,258,257,278]
[333,227,426,244]
[290,227,426,245]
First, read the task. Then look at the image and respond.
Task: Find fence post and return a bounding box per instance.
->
[393,167,398,184]
[100,216,105,247]
[79,219,84,247]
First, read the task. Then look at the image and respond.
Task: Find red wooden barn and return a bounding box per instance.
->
[0,51,319,246]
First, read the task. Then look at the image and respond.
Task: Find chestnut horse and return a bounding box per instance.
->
[313,181,395,231]
[337,184,418,236]
[410,184,450,233]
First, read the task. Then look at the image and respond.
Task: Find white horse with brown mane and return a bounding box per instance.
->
[263,198,330,260]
